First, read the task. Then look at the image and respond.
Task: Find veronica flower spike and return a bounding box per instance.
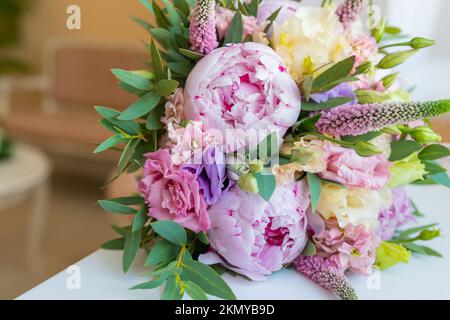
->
[316,100,450,137]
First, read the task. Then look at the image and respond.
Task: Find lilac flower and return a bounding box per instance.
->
[311,83,357,106]
[189,0,219,54]
[295,255,358,300]
[316,100,450,137]
[336,0,364,30]
[378,188,415,241]
[183,147,234,205]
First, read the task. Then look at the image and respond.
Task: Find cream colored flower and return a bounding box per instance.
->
[370,134,392,158]
[271,6,353,82]
[273,138,328,185]
[317,184,392,230]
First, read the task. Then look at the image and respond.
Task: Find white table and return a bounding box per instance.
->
[17,184,450,300]
[0,143,51,274]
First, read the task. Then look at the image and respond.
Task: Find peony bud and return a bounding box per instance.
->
[410,126,442,144]
[410,37,436,49]
[354,141,383,157]
[238,173,259,194]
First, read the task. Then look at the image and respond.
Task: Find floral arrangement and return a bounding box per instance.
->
[95,0,450,300]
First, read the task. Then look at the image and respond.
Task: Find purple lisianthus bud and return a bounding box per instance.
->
[183,147,234,205]
[311,83,357,106]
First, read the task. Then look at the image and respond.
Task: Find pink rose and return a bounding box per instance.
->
[199,181,309,280]
[138,149,210,233]
[184,42,301,152]
[320,142,390,190]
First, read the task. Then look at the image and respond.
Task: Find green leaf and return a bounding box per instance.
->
[111,69,152,91]
[107,196,145,206]
[154,79,179,96]
[150,39,166,81]
[182,260,237,300]
[112,225,131,237]
[184,281,208,300]
[174,0,190,17]
[302,75,313,102]
[301,97,354,111]
[389,140,422,161]
[132,205,149,233]
[145,239,180,267]
[98,200,137,214]
[130,276,167,290]
[402,243,443,257]
[301,240,317,257]
[307,173,322,212]
[123,228,143,273]
[318,76,359,93]
[355,89,392,103]
[104,118,141,135]
[152,0,171,28]
[178,48,204,60]
[149,261,181,277]
[380,72,399,90]
[254,172,276,201]
[293,114,321,135]
[95,106,121,119]
[131,16,154,33]
[223,12,243,44]
[162,0,182,26]
[168,62,193,77]
[118,92,161,120]
[162,276,183,300]
[377,50,417,69]
[418,144,450,161]
[150,28,176,49]
[429,171,450,188]
[146,105,165,130]
[117,139,140,176]
[247,0,260,17]
[312,56,355,92]
[197,232,209,245]
[341,131,382,143]
[397,223,438,239]
[101,238,125,250]
[151,221,187,245]
[263,6,282,33]
[424,161,447,175]
[94,135,127,154]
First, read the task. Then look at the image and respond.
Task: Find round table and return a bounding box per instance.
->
[0,143,51,274]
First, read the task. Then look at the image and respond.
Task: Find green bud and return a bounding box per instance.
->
[377,50,418,69]
[410,126,442,144]
[355,61,372,75]
[380,72,399,90]
[354,141,383,157]
[249,160,264,173]
[371,19,386,42]
[419,228,440,241]
[410,37,436,49]
[375,242,411,270]
[238,173,259,194]
[291,147,314,164]
[381,126,402,135]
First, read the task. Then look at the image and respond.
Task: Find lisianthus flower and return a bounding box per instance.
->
[165,121,222,166]
[320,142,391,191]
[161,88,185,127]
[312,218,381,275]
[311,83,357,106]
[388,152,427,188]
[317,184,392,229]
[273,138,328,185]
[216,8,263,40]
[138,149,210,233]
[271,6,353,82]
[184,42,301,152]
[378,188,415,240]
[350,34,379,67]
[199,181,309,280]
[183,147,234,206]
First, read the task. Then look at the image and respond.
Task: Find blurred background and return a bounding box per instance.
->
[0,0,449,299]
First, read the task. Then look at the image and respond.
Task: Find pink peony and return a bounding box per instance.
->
[319,142,391,190]
[378,188,415,240]
[312,218,381,275]
[184,42,301,152]
[199,180,309,280]
[216,8,263,40]
[138,149,210,233]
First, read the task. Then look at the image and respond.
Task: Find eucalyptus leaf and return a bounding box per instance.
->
[111,69,152,91]
[223,12,243,44]
[146,105,165,130]
[117,139,140,176]
[179,48,204,60]
[130,276,167,290]
[154,79,179,96]
[94,135,127,154]
[301,97,353,111]
[184,281,208,300]
[389,140,422,161]
[101,238,125,250]
[150,39,166,81]
[98,200,137,214]
[162,276,183,300]
[132,205,149,232]
[145,239,180,267]
[118,92,161,120]
[151,221,187,246]
[123,228,143,273]
[307,173,321,212]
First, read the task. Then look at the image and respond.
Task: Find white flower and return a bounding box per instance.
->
[271,6,353,82]
[317,184,392,229]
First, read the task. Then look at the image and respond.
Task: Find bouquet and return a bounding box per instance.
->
[95,0,450,300]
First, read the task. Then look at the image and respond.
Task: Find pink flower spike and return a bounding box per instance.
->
[189,0,219,54]
[336,0,364,30]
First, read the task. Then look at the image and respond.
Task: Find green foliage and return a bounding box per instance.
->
[223,12,243,44]
[306,173,321,212]
[311,56,356,93]
[254,172,276,201]
[151,221,187,246]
